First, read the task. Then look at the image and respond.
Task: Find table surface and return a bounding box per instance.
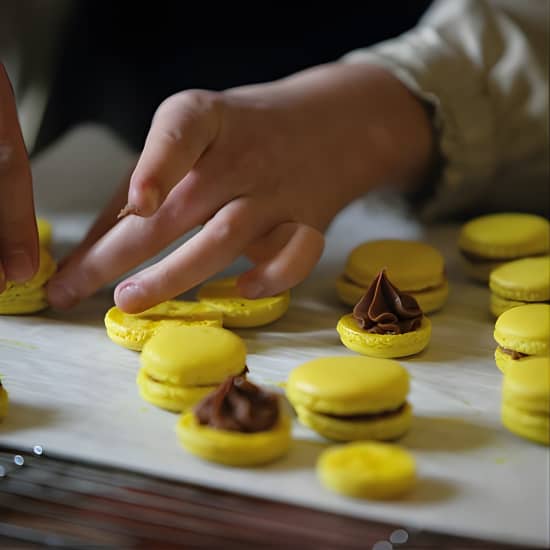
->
[0,127,549,549]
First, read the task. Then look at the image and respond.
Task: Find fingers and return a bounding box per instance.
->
[127,90,221,216]
[114,197,271,313]
[0,64,38,287]
[46,170,237,309]
[238,223,325,298]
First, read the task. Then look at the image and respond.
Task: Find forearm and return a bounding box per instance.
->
[229,61,436,208]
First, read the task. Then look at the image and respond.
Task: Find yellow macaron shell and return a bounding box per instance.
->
[490,293,527,318]
[197,276,290,328]
[337,313,431,359]
[344,240,446,291]
[490,256,550,302]
[501,356,550,445]
[137,369,216,412]
[37,217,52,249]
[458,213,550,259]
[502,356,550,414]
[286,356,409,415]
[494,303,550,356]
[105,301,223,351]
[140,325,247,386]
[317,442,417,499]
[176,410,291,466]
[0,247,57,314]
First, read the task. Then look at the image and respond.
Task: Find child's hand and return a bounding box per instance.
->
[0,64,38,292]
[47,63,433,313]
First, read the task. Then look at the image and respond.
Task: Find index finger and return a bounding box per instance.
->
[0,63,38,285]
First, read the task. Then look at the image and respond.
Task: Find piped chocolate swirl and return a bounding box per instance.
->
[353,270,423,335]
[195,375,279,433]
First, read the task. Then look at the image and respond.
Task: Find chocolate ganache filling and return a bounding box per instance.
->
[195,375,279,433]
[353,270,423,334]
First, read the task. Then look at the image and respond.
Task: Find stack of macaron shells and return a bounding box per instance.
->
[197,276,290,328]
[177,374,291,466]
[137,325,248,412]
[458,212,550,283]
[493,303,549,374]
[0,247,57,315]
[500,356,549,446]
[286,356,412,442]
[337,270,431,359]
[489,256,550,317]
[105,301,223,351]
[336,239,449,314]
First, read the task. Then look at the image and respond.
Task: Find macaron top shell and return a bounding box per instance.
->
[286,356,409,415]
[344,239,445,291]
[494,303,550,355]
[140,325,247,386]
[489,256,550,301]
[458,213,550,259]
[503,356,550,413]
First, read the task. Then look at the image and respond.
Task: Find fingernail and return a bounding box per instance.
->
[5,250,34,282]
[242,281,264,299]
[116,282,145,307]
[47,281,78,309]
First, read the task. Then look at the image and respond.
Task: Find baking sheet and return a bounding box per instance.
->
[1,127,549,547]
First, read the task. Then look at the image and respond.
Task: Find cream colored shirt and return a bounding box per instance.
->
[344,0,549,220]
[3,0,549,221]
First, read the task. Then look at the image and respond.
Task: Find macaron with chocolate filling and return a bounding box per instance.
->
[337,270,431,358]
[493,303,549,374]
[286,355,412,442]
[336,239,448,314]
[176,375,291,466]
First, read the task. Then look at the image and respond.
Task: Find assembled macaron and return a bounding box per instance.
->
[336,239,449,314]
[501,356,549,446]
[337,270,431,358]
[197,276,290,328]
[458,212,550,282]
[493,303,549,373]
[286,355,412,441]
[137,325,247,412]
[177,375,291,466]
[105,301,223,351]
[317,441,417,499]
[0,247,57,314]
[489,256,550,317]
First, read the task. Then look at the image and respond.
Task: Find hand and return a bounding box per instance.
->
[47,62,433,313]
[0,63,38,291]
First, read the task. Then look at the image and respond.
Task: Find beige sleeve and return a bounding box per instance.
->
[0,0,73,155]
[343,0,549,221]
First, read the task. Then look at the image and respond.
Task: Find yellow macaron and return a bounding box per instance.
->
[197,276,290,328]
[0,247,57,314]
[37,217,53,249]
[489,256,550,317]
[137,325,247,412]
[493,303,549,373]
[458,213,550,282]
[501,356,549,445]
[0,379,8,420]
[105,301,223,351]
[336,239,449,314]
[177,375,291,466]
[337,270,431,359]
[286,355,412,442]
[317,441,416,499]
